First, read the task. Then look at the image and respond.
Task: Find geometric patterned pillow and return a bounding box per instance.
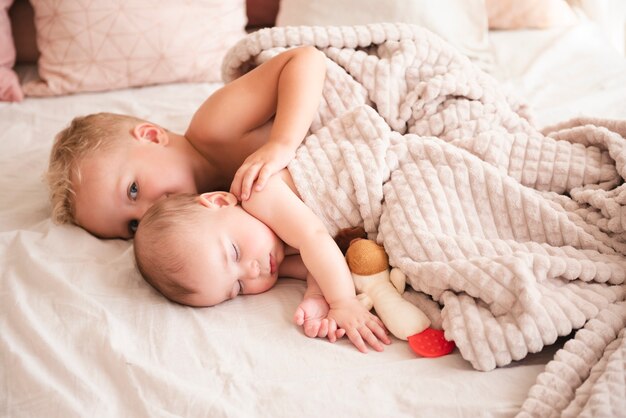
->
[23,0,246,96]
[0,0,23,101]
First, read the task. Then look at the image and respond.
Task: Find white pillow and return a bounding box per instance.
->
[570,0,626,55]
[276,0,492,70]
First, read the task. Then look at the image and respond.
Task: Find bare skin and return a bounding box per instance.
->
[167,170,391,353]
[72,46,327,239]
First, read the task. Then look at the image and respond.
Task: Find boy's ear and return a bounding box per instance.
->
[132,123,168,145]
[198,192,238,209]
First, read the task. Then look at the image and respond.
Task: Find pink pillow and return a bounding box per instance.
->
[23,1,247,97]
[486,0,577,30]
[0,0,23,102]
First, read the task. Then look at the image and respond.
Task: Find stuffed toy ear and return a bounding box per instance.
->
[334,226,367,254]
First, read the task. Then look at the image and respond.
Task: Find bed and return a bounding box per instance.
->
[2,1,625,417]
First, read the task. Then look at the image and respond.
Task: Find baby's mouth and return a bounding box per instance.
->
[269,254,276,274]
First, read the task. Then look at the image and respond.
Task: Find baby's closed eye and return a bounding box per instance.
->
[231,243,240,261]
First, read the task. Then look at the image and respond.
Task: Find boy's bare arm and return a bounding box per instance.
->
[186,46,327,199]
[242,175,390,352]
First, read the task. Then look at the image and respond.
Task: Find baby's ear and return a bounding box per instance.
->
[198,192,238,209]
[132,123,168,145]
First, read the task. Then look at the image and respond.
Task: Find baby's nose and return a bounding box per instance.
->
[242,260,260,280]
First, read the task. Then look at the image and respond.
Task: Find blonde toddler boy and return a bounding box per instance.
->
[46,46,326,239]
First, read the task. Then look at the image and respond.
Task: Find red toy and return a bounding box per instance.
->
[343,234,455,358]
[408,328,456,357]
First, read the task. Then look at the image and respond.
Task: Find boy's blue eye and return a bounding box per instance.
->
[129,219,139,234]
[128,182,138,200]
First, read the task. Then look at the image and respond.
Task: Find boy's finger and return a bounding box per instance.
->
[230,174,242,198]
[254,165,273,191]
[241,165,261,199]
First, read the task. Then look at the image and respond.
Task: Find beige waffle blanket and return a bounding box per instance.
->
[222,23,626,413]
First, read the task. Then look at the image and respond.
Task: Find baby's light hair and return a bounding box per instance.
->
[134,193,207,304]
[46,112,148,225]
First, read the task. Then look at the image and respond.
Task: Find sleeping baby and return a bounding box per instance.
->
[133,167,390,354]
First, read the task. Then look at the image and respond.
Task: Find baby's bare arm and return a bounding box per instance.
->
[242,174,390,352]
[294,274,346,342]
[243,175,356,305]
[277,253,344,341]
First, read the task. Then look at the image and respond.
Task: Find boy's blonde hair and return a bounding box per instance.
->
[46,112,147,225]
[134,193,206,304]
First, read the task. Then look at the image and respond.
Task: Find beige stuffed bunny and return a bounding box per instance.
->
[345,238,431,340]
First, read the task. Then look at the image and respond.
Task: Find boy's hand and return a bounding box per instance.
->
[230,142,295,201]
[328,298,391,353]
[294,294,345,342]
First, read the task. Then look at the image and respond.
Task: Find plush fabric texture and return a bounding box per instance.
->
[0,0,23,102]
[486,0,578,29]
[519,303,626,417]
[275,0,493,71]
[22,0,246,97]
[222,23,626,410]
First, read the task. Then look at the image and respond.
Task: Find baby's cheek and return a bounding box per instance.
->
[255,277,278,295]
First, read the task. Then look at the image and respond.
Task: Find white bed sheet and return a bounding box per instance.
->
[1,22,625,418]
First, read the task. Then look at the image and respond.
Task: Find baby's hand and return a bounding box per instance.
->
[294,294,345,342]
[230,142,295,201]
[327,298,391,353]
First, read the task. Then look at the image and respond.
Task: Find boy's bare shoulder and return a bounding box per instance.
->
[184,99,221,144]
[186,47,320,145]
